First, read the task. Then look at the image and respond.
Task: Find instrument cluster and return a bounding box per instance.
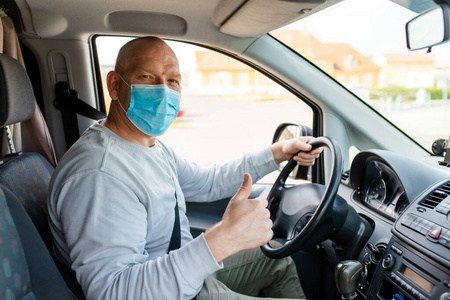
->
[360,159,409,221]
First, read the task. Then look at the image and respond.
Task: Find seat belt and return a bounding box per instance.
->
[54,81,106,149]
[168,200,181,252]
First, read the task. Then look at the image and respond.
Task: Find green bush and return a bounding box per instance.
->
[370,86,450,100]
[426,87,450,100]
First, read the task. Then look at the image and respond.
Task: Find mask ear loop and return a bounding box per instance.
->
[117,73,131,88]
[116,97,129,114]
[115,73,131,114]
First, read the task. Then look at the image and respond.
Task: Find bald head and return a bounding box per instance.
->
[115,37,178,76]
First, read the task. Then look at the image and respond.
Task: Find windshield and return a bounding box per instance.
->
[272,0,450,152]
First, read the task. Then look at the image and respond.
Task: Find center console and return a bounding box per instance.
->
[367,238,449,300]
[366,180,450,300]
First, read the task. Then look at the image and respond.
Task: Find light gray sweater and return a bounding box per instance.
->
[47,122,277,300]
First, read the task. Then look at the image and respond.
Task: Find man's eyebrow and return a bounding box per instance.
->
[134,66,153,73]
[170,72,182,79]
[134,66,181,77]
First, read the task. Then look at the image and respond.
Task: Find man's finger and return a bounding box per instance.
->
[310,147,324,154]
[233,173,253,201]
[294,139,312,152]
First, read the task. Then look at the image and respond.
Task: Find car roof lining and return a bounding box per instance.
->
[9,0,343,40]
[6,0,436,44]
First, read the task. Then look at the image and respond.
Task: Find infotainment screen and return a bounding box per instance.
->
[402,266,433,293]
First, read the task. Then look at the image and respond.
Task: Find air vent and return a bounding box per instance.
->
[419,182,450,209]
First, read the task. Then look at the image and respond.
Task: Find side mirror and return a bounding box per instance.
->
[406,4,450,51]
[272,123,312,180]
[272,123,312,144]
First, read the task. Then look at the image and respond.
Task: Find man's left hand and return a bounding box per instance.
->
[271,136,323,166]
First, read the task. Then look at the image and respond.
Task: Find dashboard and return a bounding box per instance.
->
[346,150,450,300]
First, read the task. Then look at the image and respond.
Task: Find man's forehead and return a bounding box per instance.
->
[128,53,180,72]
[125,59,178,76]
[117,37,180,71]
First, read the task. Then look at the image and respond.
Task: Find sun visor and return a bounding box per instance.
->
[216,0,326,38]
[106,11,187,36]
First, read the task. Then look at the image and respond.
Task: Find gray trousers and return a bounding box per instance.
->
[197,243,306,299]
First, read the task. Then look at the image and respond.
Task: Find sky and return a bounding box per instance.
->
[279,0,450,67]
[283,0,417,55]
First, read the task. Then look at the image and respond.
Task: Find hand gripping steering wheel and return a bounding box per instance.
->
[261,137,344,258]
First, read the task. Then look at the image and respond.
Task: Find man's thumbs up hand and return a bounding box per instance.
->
[204,174,273,263]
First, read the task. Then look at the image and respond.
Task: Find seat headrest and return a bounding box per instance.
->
[0,53,36,127]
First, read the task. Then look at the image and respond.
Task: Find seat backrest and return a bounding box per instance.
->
[0,53,85,299]
[0,186,75,299]
[0,52,55,249]
[0,152,55,249]
[1,14,57,166]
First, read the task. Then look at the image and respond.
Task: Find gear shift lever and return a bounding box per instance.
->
[334,260,363,300]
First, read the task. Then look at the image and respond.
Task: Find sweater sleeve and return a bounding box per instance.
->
[175,147,278,202]
[53,171,221,300]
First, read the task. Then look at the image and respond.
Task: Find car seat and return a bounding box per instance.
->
[0,53,53,243]
[0,186,75,299]
[0,53,85,299]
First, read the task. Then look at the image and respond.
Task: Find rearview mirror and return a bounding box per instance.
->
[406,4,450,51]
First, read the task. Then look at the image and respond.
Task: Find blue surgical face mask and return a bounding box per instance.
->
[117,75,181,136]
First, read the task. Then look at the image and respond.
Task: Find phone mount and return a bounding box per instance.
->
[432,136,450,167]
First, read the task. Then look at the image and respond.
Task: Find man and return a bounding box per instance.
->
[48,37,322,300]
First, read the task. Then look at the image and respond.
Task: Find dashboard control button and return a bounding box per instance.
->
[417,206,427,213]
[428,227,442,239]
[440,292,450,300]
[391,245,403,255]
[438,231,450,249]
[421,225,431,235]
[436,204,450,215]
[412,221,422,232]
[399,279,406,287]
[401,214,415,227]
[382,254,395,270]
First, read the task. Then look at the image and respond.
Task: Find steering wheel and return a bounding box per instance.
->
[261,137,344,258]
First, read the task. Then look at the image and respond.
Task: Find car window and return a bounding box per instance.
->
[94,37,313,184]
[271,0,450,153]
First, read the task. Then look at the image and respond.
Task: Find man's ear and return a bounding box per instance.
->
[107,71,119,100]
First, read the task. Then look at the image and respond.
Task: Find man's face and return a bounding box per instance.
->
[117,40,182,109]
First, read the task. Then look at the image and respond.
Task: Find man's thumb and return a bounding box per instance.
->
[233,173,253,200]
